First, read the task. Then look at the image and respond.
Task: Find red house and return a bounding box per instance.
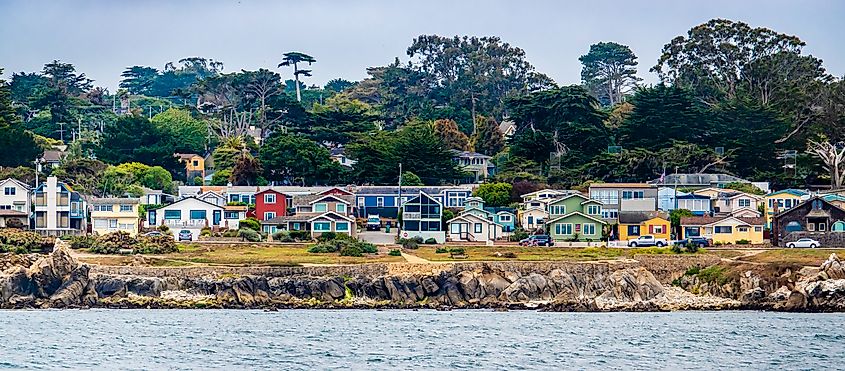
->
[255,189,288,221]
[319,187,353,196]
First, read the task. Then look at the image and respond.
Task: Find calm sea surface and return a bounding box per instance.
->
[0,309,842,370]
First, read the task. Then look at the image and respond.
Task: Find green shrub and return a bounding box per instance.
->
[684,266,701,276]
[388,249,402,256]
[69,235,96,250]
[697,265,729,285]
[509,229,529,242]
[200,227,212,237]
[238,228,263,242]
[424,238,437,244]
[289,230,311,241]
[136,235,179,254]
[272,231,294,242]
[339,243,363,257]
[685,244,699,253]
[239,217,261,231]
[157,224,170,233]
[449,247,466,255]
[435,247,449,253]
[671,245,682,254]
[736,239,750,245]
[308,242,340,253]
[317,232,338,242]
[222,229,239,237]
[359,242,378,254]
[0,229,53,253]
[90,231,137,254]
[398,238,419,249]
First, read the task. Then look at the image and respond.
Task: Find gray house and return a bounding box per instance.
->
[588,183,658,221]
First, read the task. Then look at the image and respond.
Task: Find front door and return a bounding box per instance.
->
[213,210,221,226]
[148,210,156,226]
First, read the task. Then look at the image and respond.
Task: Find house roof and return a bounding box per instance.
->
[767,189,809,198]
[174,153,202,160]
[451,150,492,159]
[618,211,668,225]
[547,193,590,205]
[498,119,516,134]
[545,211,607,225]
[223,205,247,211]
[449,213,502,227]
[318,187,354,196]
[261,214,312,224]
[294,194,353,206]
[90,197,139,205]
[160,196,224,210]
[773,196,845,220]
[589,183,653,189]
[354,185,473,195]
[308,211,354,222]
[680,216,764,226]
[677,194,711,200]
[40,150,64,162]
[0,178,30,190]
[0,209,27,217]
[822,194,845,203]
[197,190,224,199]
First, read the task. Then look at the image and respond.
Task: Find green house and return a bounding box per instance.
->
[545,193,606,241]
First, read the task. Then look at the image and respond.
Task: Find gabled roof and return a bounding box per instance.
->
[589,183,653,189]
[729,206,762,216]
[652,173,750,186]
[547,193,590,205]
[262,214,312,224]
[90,197,139,205]
[767,189,809,198]
[0,209,27,217]
[308,194,351,205]
[41,150,64,162]
[773,195,845,219]
[520,189,570,199]
[0,178,30,191]
[293,194,354,206]
[197,190,224,199]
[308,211,354,222]
[404,191,443,207]
[448,213,503,227]
[255,188,287,196]
[545,211,607,225]
[618,211,669,225]
[354,186,473,196]
[680,216,764,226]
[318,187,353,196]
[159,196,224,210]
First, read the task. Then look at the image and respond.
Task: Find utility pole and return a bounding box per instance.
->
[397,162,402,238]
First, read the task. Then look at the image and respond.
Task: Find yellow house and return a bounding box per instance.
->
[618,211,671,241]
[680,216,764,244]
[764,189,809,228]
[91,197,140,236]
[175,153,205,180]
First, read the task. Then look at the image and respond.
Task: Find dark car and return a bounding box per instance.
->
[674,237,712,248]
[178,230,193,241]
[519,235,554,247]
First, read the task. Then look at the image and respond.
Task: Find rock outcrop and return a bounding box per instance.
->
[0,246,97,308]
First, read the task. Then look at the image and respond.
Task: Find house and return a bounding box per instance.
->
[498,119,516,139]
[617,211,671,241]
[589,183,657,221]
[651,173,770,193]
[520,189,577,203]
[520,207,548,231]
[675,194,712,216]
[399,191,445,243]
[254,189,289,221]
[261,193,356,238]
[680,216,764,244]
[139,188,176,206]
[222,205,247,229]
[452,150,495,183]
[544,193,606,241]
[764,189,810,228]
[330,147,356,168]
[657,187,688,211]
[353,186,473,220]
[822,194,845,209]
[693,189,762,217]
[771,196,845,247]
[446,197,514,243]
[197,191,226,207]
[0,178,31,214]
[33,177,87,236]
[175,153,205,181]
[147,197,225,240]
[39,150,64,169]
[90,197,140,236]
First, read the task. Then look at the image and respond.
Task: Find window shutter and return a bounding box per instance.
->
[649,225,654,234]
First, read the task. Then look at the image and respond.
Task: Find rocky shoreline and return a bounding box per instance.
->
[2,246,845,312]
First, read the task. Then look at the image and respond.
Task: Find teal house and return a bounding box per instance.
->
[544,193,606,241]
[461,197,517,232]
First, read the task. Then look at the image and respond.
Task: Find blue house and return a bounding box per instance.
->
[354,186,473,219]
[675,194,712,216]
[459,197,517,232]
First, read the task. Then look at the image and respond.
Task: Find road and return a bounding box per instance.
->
[357,230,397,245]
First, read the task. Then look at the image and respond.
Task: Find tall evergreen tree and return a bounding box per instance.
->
[433,119,471,151]
[471,116,505,156]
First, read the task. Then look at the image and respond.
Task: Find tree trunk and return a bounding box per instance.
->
[294,62,302,102]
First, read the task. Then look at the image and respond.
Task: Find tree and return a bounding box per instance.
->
[230,152,262,186]
[579,42,640,106]
[42,60,92,95]
[669,209,694,237]
[243,69,284,140]
[0,127,42,167]
[0,68,16,126]
[619,85,711,151]
[474,182,513,207]
[96,115,181,175]
[259,133,342,185]
[807,139,845,189]
[325,78,354,93]
[400,171,423,186]
[308,94,378,146]
[724,182,765,195]
[151,108,208,154]
[278,52,316,102]
[212,136,247,172]
[433,119,471,151]
[470,116,505,156]
[51,157,107,195]
[119,66,159,95]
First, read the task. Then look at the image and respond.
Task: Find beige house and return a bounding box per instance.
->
[447,212,505,243]
[520,207,548,231]
[90,197,140,236]
[693,188,763,217]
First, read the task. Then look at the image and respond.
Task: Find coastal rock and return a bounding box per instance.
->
[820,253,845,280]
[0,246,95,308]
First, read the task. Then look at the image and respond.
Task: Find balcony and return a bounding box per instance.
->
[164,219,207,228]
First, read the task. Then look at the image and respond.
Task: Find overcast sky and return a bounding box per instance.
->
[1,0,843,91]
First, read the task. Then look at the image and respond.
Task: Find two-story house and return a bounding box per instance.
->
[657,187,688,212]
[254,189,289,221]
[589,183,657,222]
[446,197,515,243]
[764,189,810,229]
[261,193,355,237]
[400,191,445,243]
[175,153,205,182]
[90,197,140,236]
[147,197,224,240]
[354,186,473,220]
[693,188,762,218]
[33,177,87,236]
[675,194,712,216]
[618,211,671,241]
[452,150,495,183]
[545,193,606,241]
[772,196,845,247]
[0,178,30,228]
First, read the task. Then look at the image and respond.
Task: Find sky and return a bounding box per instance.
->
[1,0,843,91]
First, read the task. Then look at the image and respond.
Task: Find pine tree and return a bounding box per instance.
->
[471,116,505,156]
[433,119,471,151]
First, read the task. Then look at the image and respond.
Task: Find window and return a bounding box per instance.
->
[653,225,665,234]
[808,223,815,231]
[404,221,420,231]
[192,160,199,167]
[833,221,845,232]
[474,223,483,233]
[225,211,240,219]
[164,210,181,219]
[738,199,751,208]
[119,223,133,230]
[819,223,827,232]
[755,226,763,232]
[583,223,596,235]
[335,222,349,231]
[336,203,347,213]
[601,209,618,219]
[314,203,327,212]
[555,223,573,235]
[264,194,276,204]
[264,212,276,220]
[358,197,365,207]
[4,187,14,195]
[715,226,732,234]
[0,205,9,210]
[738,226,749,232]
[120,205,133,212]
[549,205,566,215]
[587,205,601,215]
[109,219,118,228]
[527,216,534,225]
[93,219,108,228]
[499,214,511,222]
[785,199,793,208]
[628,225,640,236]
[189,210,207,220]
[685,227,700,237]
[376,197,384,207]
[421,221,440,231]
[622,190,644,200]
[590,190,618,205]
[313,222,331,231]
[94,204,114,212]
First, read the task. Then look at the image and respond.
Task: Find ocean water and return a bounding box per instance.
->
[0,309,842,370]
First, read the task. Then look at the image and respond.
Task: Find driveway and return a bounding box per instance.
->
[358,230,396,245]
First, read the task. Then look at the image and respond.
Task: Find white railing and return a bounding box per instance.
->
[164,219,207,228]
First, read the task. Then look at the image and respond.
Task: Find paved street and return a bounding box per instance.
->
[358,230,397,245]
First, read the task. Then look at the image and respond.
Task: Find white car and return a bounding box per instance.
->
[787,238,820,248]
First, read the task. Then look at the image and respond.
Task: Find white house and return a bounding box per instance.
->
[146,197,224,240]
[197,191,227,207]
[0,178,30,228]
[520,207,548,231]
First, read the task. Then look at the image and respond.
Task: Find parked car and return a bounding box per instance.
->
[627,235,668,247]
[787,238,820,248]
[673,237,713,248]
[177,230,193,241]
[519,235,554,247]
[143,231,163,237]
[366,215,381,231]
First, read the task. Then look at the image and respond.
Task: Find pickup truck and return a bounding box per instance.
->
[627,235,668,247]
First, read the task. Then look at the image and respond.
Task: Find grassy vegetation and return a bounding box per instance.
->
[739,249,845,266]
[409,246,705,262]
